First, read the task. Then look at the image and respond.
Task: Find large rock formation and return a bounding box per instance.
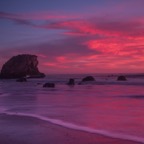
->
[16,77,27,82]
[0,54,45,79]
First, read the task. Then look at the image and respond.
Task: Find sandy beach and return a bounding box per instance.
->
[0,114,143,144]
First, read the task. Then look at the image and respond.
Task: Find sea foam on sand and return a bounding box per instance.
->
[0,113,143,144]
[1,111,144,144]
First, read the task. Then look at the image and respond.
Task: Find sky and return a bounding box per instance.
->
[0,0,144,74]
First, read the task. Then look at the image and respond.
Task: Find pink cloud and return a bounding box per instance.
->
[1,10,144,39]
[43,62,57,67]
[36,16,144,41]
[86,37,144,56]
[1,7,144,73]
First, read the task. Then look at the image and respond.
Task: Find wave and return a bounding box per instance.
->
[1,111,144,143]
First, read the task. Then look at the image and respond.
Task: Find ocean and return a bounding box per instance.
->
[0,74,144,143]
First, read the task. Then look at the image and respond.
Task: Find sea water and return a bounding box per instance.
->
[0,74,144,143]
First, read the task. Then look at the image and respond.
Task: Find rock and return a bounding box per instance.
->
[43,83,55,88]
[82,76,95,82]
[117,76,127,81]
[16,77,27,82]
[0,54,45,79]
[67,78,75,85]
[78,76,95,85]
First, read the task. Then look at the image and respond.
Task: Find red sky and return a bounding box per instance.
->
[0,0,144,74]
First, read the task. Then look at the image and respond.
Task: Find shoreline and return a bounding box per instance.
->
[0,114,143,144]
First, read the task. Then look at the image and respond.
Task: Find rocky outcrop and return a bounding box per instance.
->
[43,83,55,88]
[82,76,95,82]
[78,76,95,85]
[16,77,27,82]
[0,54,45,79]
[117,76,127,81]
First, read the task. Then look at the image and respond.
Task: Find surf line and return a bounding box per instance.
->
[3,111,144,143]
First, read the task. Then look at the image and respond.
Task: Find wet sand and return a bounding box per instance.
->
[0,114,143,144]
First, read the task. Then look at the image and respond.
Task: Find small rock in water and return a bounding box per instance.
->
[43,83,55,88]
[16,77,27,82]
[82,76,95,82]
[117,76,127,81]
[67,78,75,85]
[78,76,95,85]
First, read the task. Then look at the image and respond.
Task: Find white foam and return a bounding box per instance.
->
[3,112,144,143]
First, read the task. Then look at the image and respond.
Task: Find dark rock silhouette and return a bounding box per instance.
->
[0,54,45,79]
[67,78,75,85]
[78,76,95,85]
[82,76,95,82]
[43,83,55,88]
[16,77,27,82]
[117,76,127,81]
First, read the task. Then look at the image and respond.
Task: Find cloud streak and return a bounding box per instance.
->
[0,0,144,74]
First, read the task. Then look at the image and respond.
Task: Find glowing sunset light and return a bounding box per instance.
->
[43,62,57,67]
[0,0,144,74]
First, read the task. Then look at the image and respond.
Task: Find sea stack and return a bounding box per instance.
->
[0,54,45,79]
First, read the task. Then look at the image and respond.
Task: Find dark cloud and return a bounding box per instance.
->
[0,11,33,26]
